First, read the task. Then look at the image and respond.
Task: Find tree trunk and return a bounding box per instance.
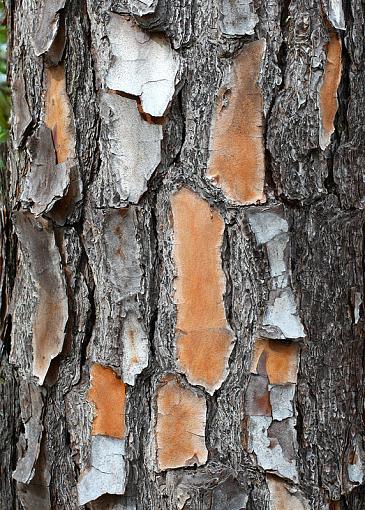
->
[1,0,365,508]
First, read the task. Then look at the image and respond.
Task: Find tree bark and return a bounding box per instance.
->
[1,0,365,508]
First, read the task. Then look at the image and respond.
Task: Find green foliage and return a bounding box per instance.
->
[0,2,8,143]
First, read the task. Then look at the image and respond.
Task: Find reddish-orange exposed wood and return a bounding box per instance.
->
[176,329,233,392]
[319,33,342,149]
[207,39,266,204]
[171,187,234,393]
[44,64,81,223]
[88,364,126,439]
[251,338,299,385]
[45,65,75,163]
[156,375,207,470]
[245,375,272,416]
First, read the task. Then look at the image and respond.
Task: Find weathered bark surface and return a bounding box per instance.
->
[1,0,365,508]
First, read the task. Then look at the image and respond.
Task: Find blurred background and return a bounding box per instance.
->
[0,0,8,205]
[0,0,8,144]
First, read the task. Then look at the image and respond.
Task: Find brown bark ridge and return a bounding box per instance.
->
[1,0,365,508]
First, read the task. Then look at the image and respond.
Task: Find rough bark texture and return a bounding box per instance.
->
[1,0,365,508]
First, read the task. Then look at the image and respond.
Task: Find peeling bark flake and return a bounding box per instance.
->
[78,365,127,504]
[17,481,51,510]
[121,312,148,386]
[17,436,51,510]
[171,187,234,394]
[106,15,179,117]
[269,384,295,421]
[32,0,66,56]
[211,477,248,510]
[245,338,300,482]
[267,476,309,510]
[98,92,162,206]
[247,207,305,339]
[12,75,32,147]
[83,206,146,373]
[88,364,126,439]
[263,288,305,339]
[246,207,288,245]
[21,126,70,216]
[13,382,45,484]
[14,212,68,385]
[248,416,298,482]
[84,207,143,303]
[78,436,126,506]
[219,0,258,36]
[347,435,365,485]
[319,33,342,150]
[207,40,266,204]
[128,0,158,17]
[44,64,81,223]
[323,0,346,30]
[156,376,208,470]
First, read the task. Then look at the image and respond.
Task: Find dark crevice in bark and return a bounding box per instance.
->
[165,87,186,171]
[0,228,15,349]
[295,348,318,499]
[340,484,365,509]
[66,0,100,193]
[0,354,21,509]
[322,147,337,198]
[60,0,99,377]
[280,0,291,35]
[277,193,304,209]
[0,4,21,505]
[263,148,276,199]
[74,206,98,365]
[264,0,290,201]
[323,153,336,196]
[275,0,290,96]
[0,314,11,359]
[79,246,96,372]
[361,222,365,432]
[9,386,20,509]
[176,85,186,163]
[145,196,160,363]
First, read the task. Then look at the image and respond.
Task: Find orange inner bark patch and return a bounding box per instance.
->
[207,39,266,204]
[320,33,342,145]
[45,65,74,163]
[171,187,234,392]
[267,476,307,510]
[156,375,207,470]
[177,329,233,390]
[88,364,126,439]
[251,338,299,385]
